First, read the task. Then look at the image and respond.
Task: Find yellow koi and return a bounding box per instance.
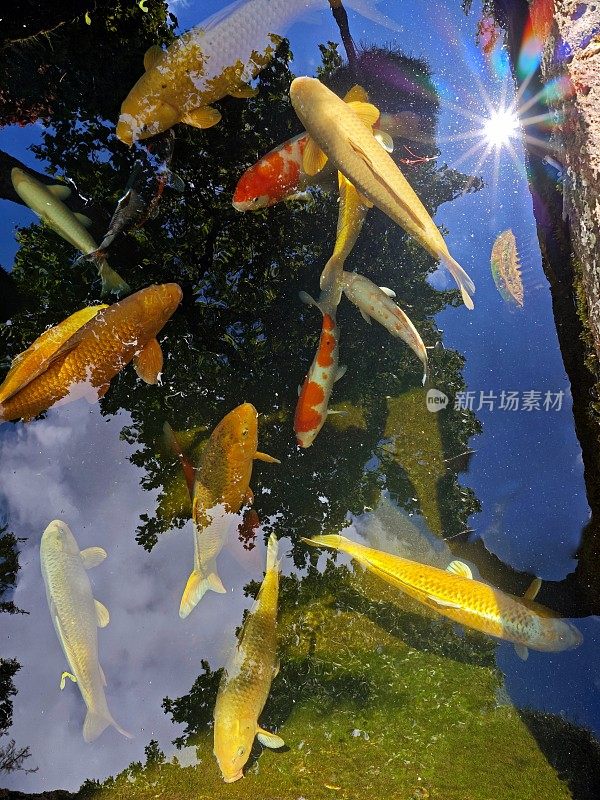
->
[213,533,283,782]
[303,534,582,658]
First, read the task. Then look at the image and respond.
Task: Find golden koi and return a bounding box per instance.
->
[214,532,283,783]
[289,77,476,309]
[0,284,182,423]
[11,168,129,295]
[179,402,279,618]
[303,535,583,658]
[116,0,399,145]
[341,271,429,383]
[40,520,131,742]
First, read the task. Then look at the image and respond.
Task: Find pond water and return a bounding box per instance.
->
[1,1,599,799]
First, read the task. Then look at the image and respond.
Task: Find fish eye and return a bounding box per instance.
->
[242,428,248,437]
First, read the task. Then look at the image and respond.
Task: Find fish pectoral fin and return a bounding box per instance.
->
[327,409,346,415]
[426,595,462,609]
[133,338,163,384]
[46,184,71,200]
[374,130,394,153]
[254,451,280,464]
[523,578,542,601]
[95,599,110,628]
[347,100,380,128]
[272,659,280,678]
[80,546,107,569]
[359,308,372,324]
[379,286,396,298]
[182,105,222,129]
[514,644,529,661]
[228,81,258,99]
[302,137,328,177]
[343,84,369,104]
[446,560,473,579]
[144,44,163,71]
[60,671,77,690]
[334,364,347,382]
[256,727,285,749]
[73,212,93,228]
[347,139,427,232]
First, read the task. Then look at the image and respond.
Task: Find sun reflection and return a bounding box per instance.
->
[483,107,520,148]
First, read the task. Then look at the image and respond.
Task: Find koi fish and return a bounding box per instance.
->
[180,402,279,618]
[116,0,399,145]
[0,283,182,423]
[303,535,583,658]
[10,168,129,295]
[341,271,429,383]
[294,293,347,448]
[40,520,132,742]
[214,532,283,783]
[232,85,393,212]
[94,131,183,254]
[289,77,476,309]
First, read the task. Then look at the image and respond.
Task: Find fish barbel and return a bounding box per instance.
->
[303,534,582,658]
[289,77,475,309]
[0,283,182,423]
[40,520,131,742]
[179,402,279,617]
[341,271,429,383]
[214,532,283,783]
[11,167,129,295]
[116,0,399,145]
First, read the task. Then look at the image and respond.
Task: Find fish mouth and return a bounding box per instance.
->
[222,770,244,783]
[116,117,134,146]
[232,197,269,212]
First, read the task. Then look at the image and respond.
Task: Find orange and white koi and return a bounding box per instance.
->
[294,293,346,448]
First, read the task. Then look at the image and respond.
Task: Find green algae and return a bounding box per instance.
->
[82,565,574,800]
[327,401,368,432]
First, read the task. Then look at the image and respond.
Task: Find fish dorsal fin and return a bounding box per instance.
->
[60,671,77,689]
[256,727,285,749]
[73,212,93,228]
[182,105,222,129]
[0,306,107,404]
[95,599,110,628]
[98,663,107,686]
[302,137,328,177]
[514,644,529,661]
[46,184,71,200]
[446,560,472,579]
[347,101,380,128]
[347,139,426,232]
[523,577,542,601]
[133,338,163,384]
[80,546,107,569]
[144,44,163,71]
[343,84,368,104]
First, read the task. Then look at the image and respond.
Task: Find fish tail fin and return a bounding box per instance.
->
[343,0,402,32]
[440,253,475,310]
[83,708,132,742]
[179,566,226,619]
[266,532,280,571]
[301,534,345,550]
[97,258,130,297]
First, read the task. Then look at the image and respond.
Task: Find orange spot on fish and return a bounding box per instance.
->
[294,380,325,433]
[316,315,336,367]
